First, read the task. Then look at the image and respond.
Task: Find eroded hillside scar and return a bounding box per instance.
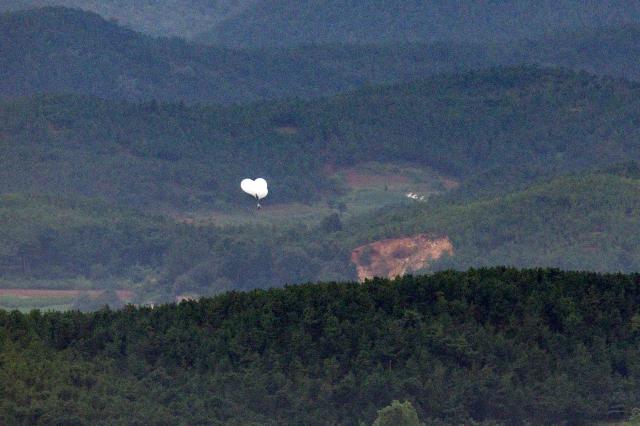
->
[351,234,454,281]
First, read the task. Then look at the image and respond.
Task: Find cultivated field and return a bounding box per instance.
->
[0,288,135,312]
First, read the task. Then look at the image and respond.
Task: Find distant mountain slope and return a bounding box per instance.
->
[199,0,640,47]
[0,7,368,103]
[4,0,640,47]
[508,25,640,81]
[0,0,254,38]
[7,8,640,104]
[2,67,640,209]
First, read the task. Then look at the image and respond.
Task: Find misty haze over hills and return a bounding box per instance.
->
[0,0,254,38]
[198,0,640,47]
[4,0,640,46]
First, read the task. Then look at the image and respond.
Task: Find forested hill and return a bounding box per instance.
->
[199,0,640,47]
[7,8,640,104]
[0,7,359,104]
[347,164,640,274]
[2,67,640,209]
[509,25,640,81]
[2,268,640,424]
[0,7,500,103]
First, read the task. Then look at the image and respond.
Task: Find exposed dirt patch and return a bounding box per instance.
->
[344,169,410,189]
[440,177,460,190]
[351,234,454,282]
[0,289,135,302]
[274,126,299,135]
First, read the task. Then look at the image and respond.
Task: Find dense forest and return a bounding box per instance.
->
[2,268,640,424]
[0,194,175,282]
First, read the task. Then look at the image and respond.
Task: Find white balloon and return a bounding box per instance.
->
[254,178,268,200]
[241,178,256,196]
[240,178,268,200]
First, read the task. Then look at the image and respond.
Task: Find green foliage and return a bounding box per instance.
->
[626,408,640,425]
[0,193,174,279]
[2,165,640,300]
[72,289,123,312]
[0,193,356,298]
[1,268,640,423]
[373,400,422,426]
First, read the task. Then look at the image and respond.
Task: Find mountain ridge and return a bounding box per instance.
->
[0,0,255,38]
[6,7,640,103]
[199,0,640,47]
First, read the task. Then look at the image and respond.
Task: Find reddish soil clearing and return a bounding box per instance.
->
[344,169,410,188]
[440,177,460,190]
[351,234,454,281]
[0,289,135,302]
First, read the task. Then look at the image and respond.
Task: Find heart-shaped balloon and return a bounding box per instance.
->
[241,178,268,200]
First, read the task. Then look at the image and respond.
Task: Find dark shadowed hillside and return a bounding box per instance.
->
[0,7,363,104]
[5,0,640,48]
[8,8,640,104]
[509,25,640,81]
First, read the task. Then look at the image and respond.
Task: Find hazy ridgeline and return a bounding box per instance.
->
[4,0,640,45]
[5,8,640,104]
